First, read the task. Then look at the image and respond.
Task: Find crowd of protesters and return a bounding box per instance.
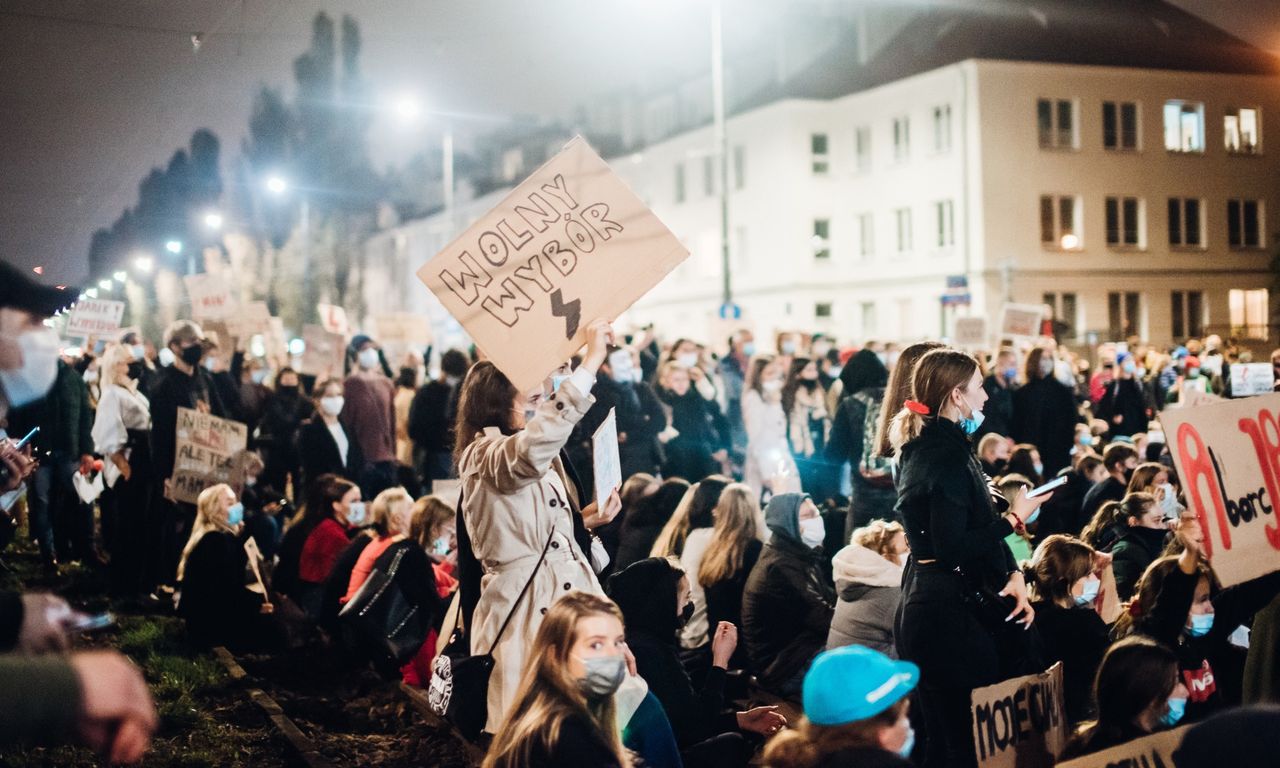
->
[0,258,1279,765]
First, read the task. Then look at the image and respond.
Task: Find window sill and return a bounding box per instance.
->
[1165,149,1206,156]
[1226,149,1262,157]
[1169,245,1207,253]
[1041,245,1084,253]
[1228,246,1267,252]
[1105,245,1146,251]
[1103,147,1142,154]
[1037,145,1080,152]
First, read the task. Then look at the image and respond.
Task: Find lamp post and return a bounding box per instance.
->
[711,0,732,309]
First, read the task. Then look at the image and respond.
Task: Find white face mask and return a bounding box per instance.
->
[357,347,379,370]
[762,379,783,394]
[320,395,345,416]
[799,515,826,548]
[130,344,146,361]
[0,327,61,407]
[158,347,175,367]
[630,368,643,384]
[82,368,99,384]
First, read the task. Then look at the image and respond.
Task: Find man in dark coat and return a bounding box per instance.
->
[408,348,469,484]
[977,349,1019,441]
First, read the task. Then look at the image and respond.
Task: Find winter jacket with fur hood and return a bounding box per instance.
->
[826,544,902,656]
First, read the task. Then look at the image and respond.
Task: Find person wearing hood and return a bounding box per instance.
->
[608,558,783,767]
[827,520,907,656]
[342,334,397,498]
[825,349,895,534]
[1109,493,1169,600]
[614,478,690,573]
[741,492,835,697]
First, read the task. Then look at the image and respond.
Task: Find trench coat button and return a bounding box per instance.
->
[540,607,547,615]
[551,540,560,549]
[556,402,565,411]
[563,582,572,590]
[549,498,558,507]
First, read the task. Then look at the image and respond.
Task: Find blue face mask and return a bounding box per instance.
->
[1074,576,1101,607]
[551,374,569,393]
[1003,367,1019,381]
[1033,462,1044,477]
[961,409,985,435]
[346,501,367,527]
[1188,612,1214,637]
[226,502,244,527]
[898,723,916,758]
[1161,696,1187,727]
[742,342,756,357]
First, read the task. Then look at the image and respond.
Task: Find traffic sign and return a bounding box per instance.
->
[718,302,742,320]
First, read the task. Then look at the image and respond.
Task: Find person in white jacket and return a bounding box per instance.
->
[91,342,155,596]
[741,355,799,500]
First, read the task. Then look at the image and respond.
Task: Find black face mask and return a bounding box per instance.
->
[677,601,694,628]
[799,379,819,391]
[180,344,205,366]
[278,385,299,397]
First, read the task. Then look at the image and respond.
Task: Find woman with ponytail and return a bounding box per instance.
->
[891,348,1050,768]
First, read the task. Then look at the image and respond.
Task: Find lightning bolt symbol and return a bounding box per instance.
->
[550,289,581,340]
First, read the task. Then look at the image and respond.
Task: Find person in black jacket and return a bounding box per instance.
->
[1096,354,1149,437]
[890,348,1047,768]
[298,377,365,490]
[656,361,726,483]
[176,483,275,650]
[1080,443,1139,533]
[1011,347,1078,479]
[1035,454,1103,543]
[1108,493,1169,600]
[613,478,690,573]
[572,349,666,490]
[741,492,835,698]
[407,348,468,484]
[258,368,313,499]
[1024,535,1111,723]
[607,558,782,767]
[976,348,1019,442]
[825,350,895,533]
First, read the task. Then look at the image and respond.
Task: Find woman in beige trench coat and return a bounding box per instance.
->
[455,320,623,734]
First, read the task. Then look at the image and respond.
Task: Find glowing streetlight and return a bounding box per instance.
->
[203,211,224,230]
[165,239,183,254]
[112,270,127,282]
[133,254,154,273]
[32,266,43,275]
[265,175,288,196]
[85,288,99,299]
[392,93,423,125]
[98,278,113,290]
[1060,233,1080,250]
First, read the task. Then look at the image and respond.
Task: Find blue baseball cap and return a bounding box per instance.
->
[803,646,919,726]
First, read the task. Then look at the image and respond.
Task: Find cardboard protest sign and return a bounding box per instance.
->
[299,325,346,378]
[1054,725,1188,768]
[592,408,622,510]
[1230,363,1273,397]
[1158,392,1280,587]
[970,662,1066,768]
[226,301,273,342]
[375,313,432,347]
[184,274,237,320]
[997,304,1044,341]
[66,299,125,338]
[954,316,988,349]
[170,407,248,504]
[317,303,349,337]
[416,136,689,392]
[1177,386,1222,407]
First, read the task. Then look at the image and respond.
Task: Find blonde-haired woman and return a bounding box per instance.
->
[651,476,730,649]
[697,483,765,668]
[177,484,273,649]
[92,342,155,596]
[891,347,1049,767]
[827,520,907,656]
[343,486,444,683]
[483,590,634,768]
[408,494,459,598]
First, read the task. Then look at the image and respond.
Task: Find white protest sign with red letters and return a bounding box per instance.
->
[65,299,125,337]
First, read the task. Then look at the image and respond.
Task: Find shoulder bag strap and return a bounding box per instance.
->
[485,523,557,656]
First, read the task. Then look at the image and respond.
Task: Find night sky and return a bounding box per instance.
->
[2,0,1277,285]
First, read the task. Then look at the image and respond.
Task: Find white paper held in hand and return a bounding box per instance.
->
[592,408,622,511]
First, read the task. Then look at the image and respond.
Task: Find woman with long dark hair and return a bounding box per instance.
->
[826,349,893,534]
[1011,347,1078,478]
[782,357,834,502]
[890,348,1049,767]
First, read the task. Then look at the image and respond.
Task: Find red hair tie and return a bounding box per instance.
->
[1127,600,1142,617]
[905,400,931,415]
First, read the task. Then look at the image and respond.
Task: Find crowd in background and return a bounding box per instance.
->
[1,256,1279,766]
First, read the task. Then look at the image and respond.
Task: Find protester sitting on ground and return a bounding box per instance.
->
[1114,517,1280,722]
[1108,493,1168,600]
[454,320,622,735]
[298,377,365,489]
[614,478,690,573]
[994,473,1036,561]
[176,483,275,649]
[595,472,657,576]
[481,591,635,768]
[1172,705,1280,768]
[762,645,918,768]
[1038,453,1105,541]
[827,520,906,656]
[1080,442,1139,527]
[976,432,1010,478]
[650,475,730,650]
[741,492,836,697]
[607,558,783,767]
[697,483,765,670]
[342,486,442,683]
[408,494,459,598]
[1059,636,1188,759]
[1024,534,1111,723]
[274,475,362,618]
[1127,460,1184,519]
[237,450,284,560]
[1006,442,1044,485]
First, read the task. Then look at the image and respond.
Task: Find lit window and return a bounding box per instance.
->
[1102,101,1139,150]
[1224,107,1261,154]
[1105,196,1144,247]
[813,219,831,259]
[1227,199,1263,248]
[1037,98,1076,149]
[1164,100,1205,153]
[1167,198,1203,247]
[1040,194,1081,248]
[811,133,829,175]
[1229,288,1269,340]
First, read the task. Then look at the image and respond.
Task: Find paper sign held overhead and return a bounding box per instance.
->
[1054,725,1188,768]
[416,136,690,392]
[184,274,237,320]
[1157,392,1280,587]
[226,301,273,342]
[997,303,1045,341]
[970,663,1066,768]
[954,316,988,349]
[66,299,125,338]
[317,303,350,337]
[170,407,248,504]
[299,324,346,379]
[1229,363,1274,397]
[592,408,622,511]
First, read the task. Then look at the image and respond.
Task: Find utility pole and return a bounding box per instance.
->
[712,0,732,308]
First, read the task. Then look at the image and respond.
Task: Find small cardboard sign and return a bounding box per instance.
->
[375,313,433,347]
[592,408,622,511]
[226,301,273,342]
[170,407,248,504]
[1054,725,1188,768]
[1229,363,1274,397]
[184,274,237,320]
[416,136,689,392]
[970,662,1066,768]
[317,303,349,337]
[997,303,1045,341]
[1158,392,1280,587]
[66,299,125,338]
[954,316,988,349]
[299,325,346,379]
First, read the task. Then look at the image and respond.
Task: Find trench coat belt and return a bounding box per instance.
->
[482,545,580,576]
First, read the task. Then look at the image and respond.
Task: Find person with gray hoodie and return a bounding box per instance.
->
[826,520,907,656]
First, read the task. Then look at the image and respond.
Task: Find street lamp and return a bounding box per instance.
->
[204,211,224,230]
[385,92,454,232]
[1060,233,1080,250]
[392,93,422,125]
[133,254,154,273]
[265,175,288,196]
[112,270,127,283]
[165,240,183,254]
[98,278,113,291]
